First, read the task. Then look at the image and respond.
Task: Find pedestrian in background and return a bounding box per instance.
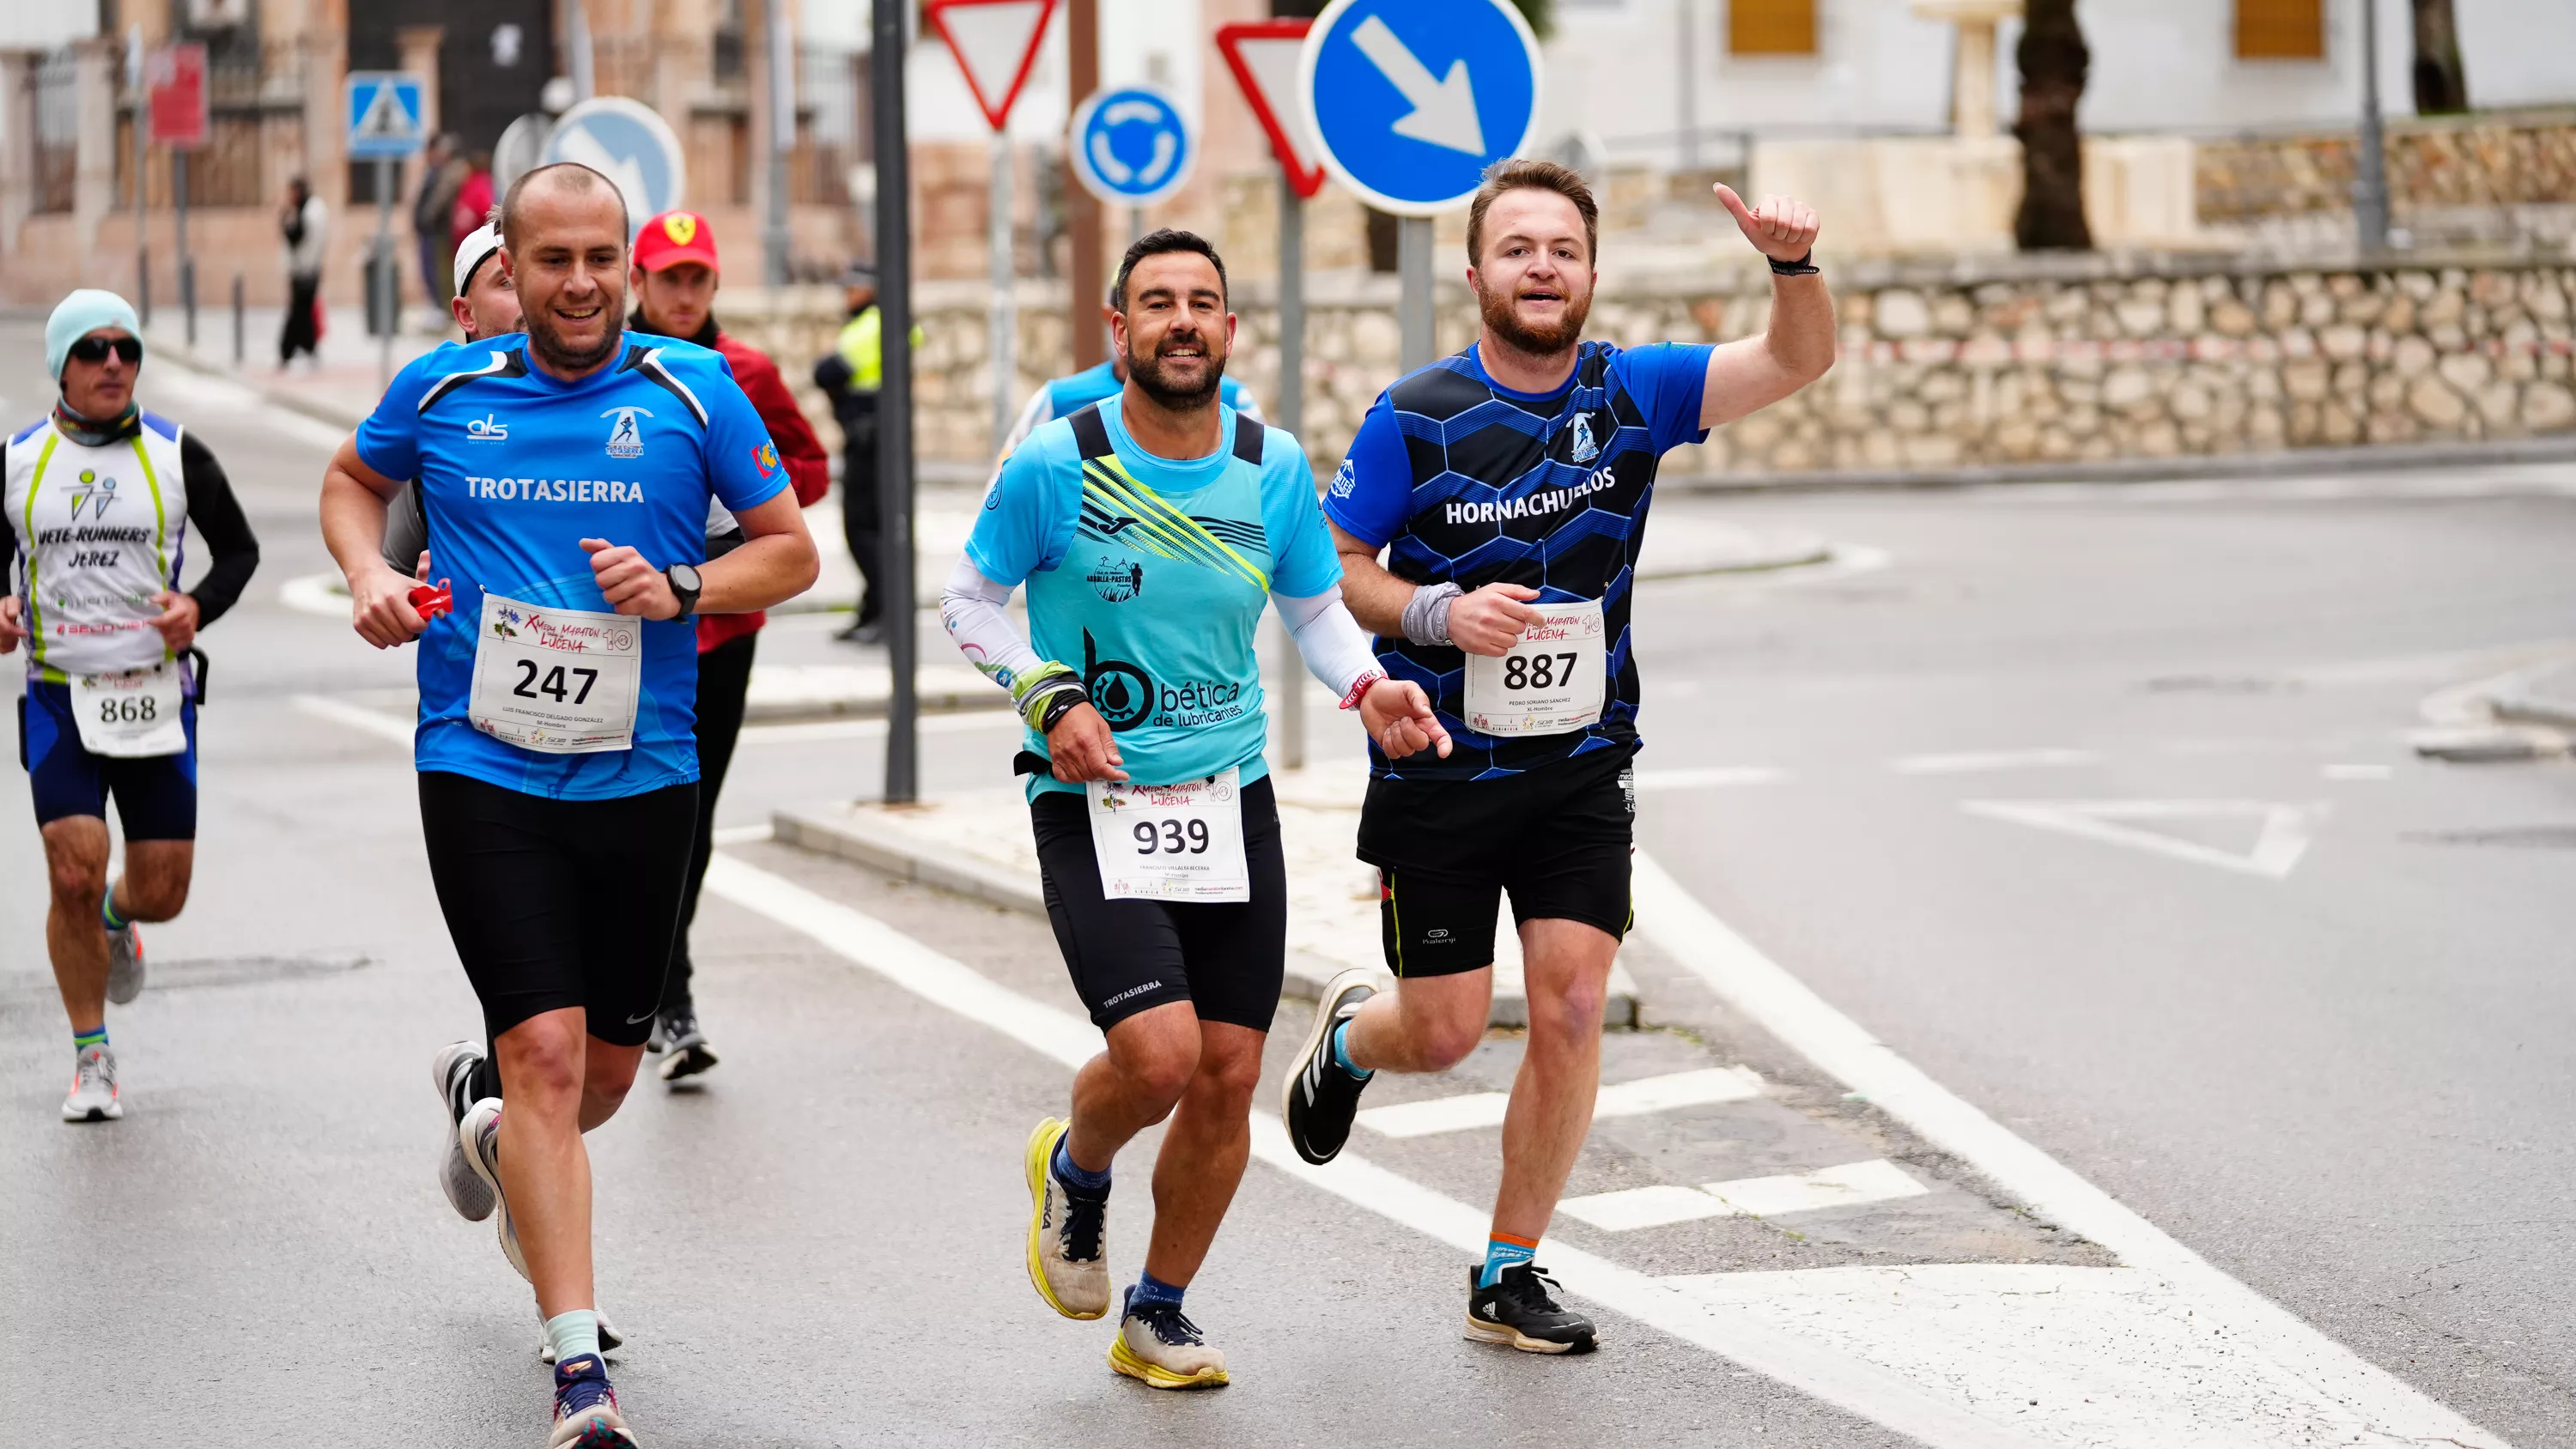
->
[410,134,465,323]
[814,264,886,642]
[277,176,327,369]
[451,149,495,279]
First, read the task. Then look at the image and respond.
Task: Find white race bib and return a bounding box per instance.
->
[1464,598,1607,737]
[1085,768,1252,903]
[68,661,187,758]
[466,592,643,755]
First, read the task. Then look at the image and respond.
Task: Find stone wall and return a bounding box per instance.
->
[2196,110,2576,221]
[723,251,2576,482]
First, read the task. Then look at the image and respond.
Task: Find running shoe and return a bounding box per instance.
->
[459,1099,530,1282]
[61,1044,122,1123]
[654,1008,716,1084]
[1464,1263,1597,1355]
[1022,1117,1110,1319]
[548,1351,639,1448]
[431,1042,495,1222]
[1280,967,1377,1166]
[103,922,143,1004]
[1108,1290,1229,1389]
[539,1313,626,1364]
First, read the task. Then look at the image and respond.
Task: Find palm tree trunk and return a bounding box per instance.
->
[2410,0,2470,114]
[2014,0,2091,251]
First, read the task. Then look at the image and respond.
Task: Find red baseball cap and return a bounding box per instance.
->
[635,210,720,273]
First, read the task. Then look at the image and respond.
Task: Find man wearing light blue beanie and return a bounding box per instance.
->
[1,288,262,1124]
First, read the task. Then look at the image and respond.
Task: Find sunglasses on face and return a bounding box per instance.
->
[68,336,143,366]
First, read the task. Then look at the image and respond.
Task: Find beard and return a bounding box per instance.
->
[1478,279,1592,357]
[1124,331,1226,410]
[526,297,625,373]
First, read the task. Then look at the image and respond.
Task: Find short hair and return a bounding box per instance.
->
[499,162,629,252]
[1467,158,1599,266]
[1110,228,1228,312]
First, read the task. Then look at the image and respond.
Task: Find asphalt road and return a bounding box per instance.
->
[1,323,2568,1446]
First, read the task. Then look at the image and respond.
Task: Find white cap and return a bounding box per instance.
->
[453,222,505,296]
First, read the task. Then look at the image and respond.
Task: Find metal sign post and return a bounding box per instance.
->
[992,137,1016,448]
[146,43,209,347]
[127,29,147,326]
[763,0,794,285]
[875,0,920,803]
[346,72,428,390]
[2355,0,2391,253]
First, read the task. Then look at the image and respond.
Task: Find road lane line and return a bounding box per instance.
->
[702,851,2039,1449]
[1562,1161,1930,1233]
[293,694,415,747]
[1959,798,2316,879]
[1629,850,2505,1447]
[1359,1065,1764,1139]
[1890,749,2099,775]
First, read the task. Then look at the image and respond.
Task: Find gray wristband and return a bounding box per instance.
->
[1400,581,1465,647]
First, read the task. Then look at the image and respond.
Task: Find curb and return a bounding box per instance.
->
[143,325,376,432]
[1665,433,2576,495]
[2489,687,2576,732]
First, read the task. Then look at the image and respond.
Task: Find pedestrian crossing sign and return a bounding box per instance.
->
[345,73,427,160]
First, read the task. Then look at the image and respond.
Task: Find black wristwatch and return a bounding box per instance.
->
[664,562,703,620]
[1769,250,1820,276]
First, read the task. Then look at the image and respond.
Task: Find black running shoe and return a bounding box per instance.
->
[657,1008,717,1083]
[1465,1264,1597,1355]
[1280,967,1376,1165]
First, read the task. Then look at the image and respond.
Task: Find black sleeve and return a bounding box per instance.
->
[0,440,14,591]
[179,432,260,627]
[813,352,853,397]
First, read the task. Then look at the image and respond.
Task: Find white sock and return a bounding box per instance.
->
[545,1309,602,1369]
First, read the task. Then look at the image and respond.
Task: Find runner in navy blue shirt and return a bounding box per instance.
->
[319,162,817,1449]
[1279,160,1836,1355]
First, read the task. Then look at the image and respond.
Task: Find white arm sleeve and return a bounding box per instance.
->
[940,556,1046,694]
[1273,585,1383,706]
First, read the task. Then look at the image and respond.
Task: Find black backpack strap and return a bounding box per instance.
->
[1067,403,1115,462]
[1231,409,1263,464]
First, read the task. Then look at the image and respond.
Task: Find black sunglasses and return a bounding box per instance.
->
[68,336,143,366]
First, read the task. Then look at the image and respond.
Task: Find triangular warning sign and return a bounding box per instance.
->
[1217,20,1326,199]
[1961,799,2319,879]
[927,0,1060,133]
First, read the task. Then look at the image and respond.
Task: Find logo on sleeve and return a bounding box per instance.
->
[1567,412,1601,464]
[1328,457,1357,499]
[465,414,509,442]
[601,406,653,459]
[751,440,779,478]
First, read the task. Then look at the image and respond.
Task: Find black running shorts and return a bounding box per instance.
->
[1029,774,1287,1033]
[1357,744,1636,979]
[418,770,698,1047]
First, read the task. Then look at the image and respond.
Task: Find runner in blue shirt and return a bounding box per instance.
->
[1279,161,1836,1356]
[942,229,1443,1391]
[990,300,1262,479]
[318,162,818,1449]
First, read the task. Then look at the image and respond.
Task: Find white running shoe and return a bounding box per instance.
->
[104,923,144,1005]
[459,1099,529,1281]
[538,1313,627,1364]
[62,1045,122,1122]
[431,1042,495,1222]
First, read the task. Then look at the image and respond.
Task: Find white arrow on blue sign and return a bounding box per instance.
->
[344,72,427,160]
[539,97,689,239]
[1298,0,1543,216]
[1068,87,1196,208]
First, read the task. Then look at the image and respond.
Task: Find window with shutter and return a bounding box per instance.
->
[1728,0,1818,56]
[2236,0,2325,59]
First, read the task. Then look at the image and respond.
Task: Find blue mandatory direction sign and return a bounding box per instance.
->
[540,97,690,238]
[1068,87,1196,208]
[1298,0,1542,216]
[344,72,427,160]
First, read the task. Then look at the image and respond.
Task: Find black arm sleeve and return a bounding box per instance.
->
[0,440,14,591]
[179,432,260,627]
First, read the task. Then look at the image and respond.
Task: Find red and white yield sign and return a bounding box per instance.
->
[926,0,1060,133]
[1215,20,1326,199]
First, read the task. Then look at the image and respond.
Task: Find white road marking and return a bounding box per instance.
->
[738,712,1021,745]
[702,852,2041,1449]
[1959,798,2317,878]
[1891,749,2099,775]
[1629,851,2504,1448]
[1561,1160,1930,1233]
[2321,763,2394,781]
[1359,1065,1763,1139]
[292,694,414,746]
[1631,766,1789,791]
[278,571,350,618]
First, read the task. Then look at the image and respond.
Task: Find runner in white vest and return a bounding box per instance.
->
[0,289,262,1122]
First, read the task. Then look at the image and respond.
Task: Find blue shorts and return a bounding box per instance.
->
[17,681,198,840]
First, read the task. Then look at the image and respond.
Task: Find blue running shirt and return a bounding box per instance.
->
[1322,340,1711,781]
[966,397,1340,799]
[355,334,787,799]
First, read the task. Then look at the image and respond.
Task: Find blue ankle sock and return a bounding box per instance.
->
[1478,1233,1539,1289]
[1329,1019,1371,1080]
[100,889,130,932]
[1129,1270,1185,1313]
[73,1023,106,1052]
[1051,1135,1111,1197]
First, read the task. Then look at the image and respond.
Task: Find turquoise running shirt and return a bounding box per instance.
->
[965,397,1340,798]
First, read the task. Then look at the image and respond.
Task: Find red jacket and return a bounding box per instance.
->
[702,330,832,652]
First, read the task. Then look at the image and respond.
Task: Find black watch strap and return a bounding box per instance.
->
[665,565,702,620]
[1769,250,1820,276]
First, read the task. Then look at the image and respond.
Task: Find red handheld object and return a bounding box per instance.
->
[409,579,454,621]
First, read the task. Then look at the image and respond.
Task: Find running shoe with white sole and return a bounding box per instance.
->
[548,1352,639,1448]
[654,1008,715,1084]
[61,1045,122,1122]
[539,1313,626,1363]
[1108,1291,1229,1389]
[1464,1263,1597,1354]
[431,1042,495,1222]
[1022,1117,1109,1319]
[103,922,143,1005]
[1280,967,1376,1165]
[459,1099,529,1281]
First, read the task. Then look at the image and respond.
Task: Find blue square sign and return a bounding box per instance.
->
[345,72,427,160]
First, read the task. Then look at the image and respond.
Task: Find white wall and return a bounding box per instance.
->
[0,11,96,48]
[2454,0,2576,109]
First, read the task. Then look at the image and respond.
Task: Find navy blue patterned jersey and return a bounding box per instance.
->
[1322,339,1711,780]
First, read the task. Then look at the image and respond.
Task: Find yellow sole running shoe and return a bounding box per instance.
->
[1109,1307,1230,1390]
[1023,1117,1110,1320]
